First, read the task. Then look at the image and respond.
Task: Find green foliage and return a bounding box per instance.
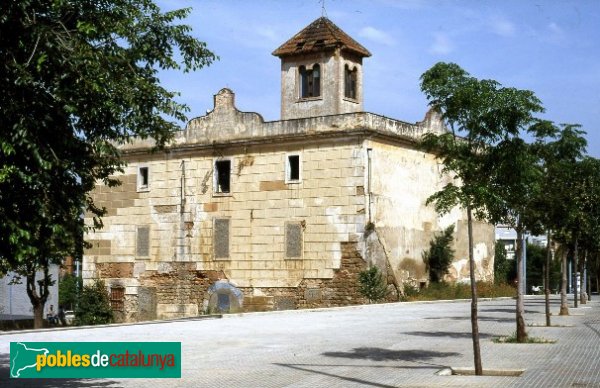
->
[401,283,420,299]
[75,280,113,326]
[0,0,215,326]
[59,274,82,310]
[358,266,388,303]
[0,1,216,273]
[419,62,544,220]
[404,281,515,301]
[423,225,455,283]
[494,242,515,284]
[493,332,556,344]
[525,243,560,292]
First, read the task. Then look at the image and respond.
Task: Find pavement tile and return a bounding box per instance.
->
[0,295,598,387]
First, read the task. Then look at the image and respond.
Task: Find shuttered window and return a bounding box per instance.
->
[285,222,303,258]
[137,226,150,257]
[214,218,230,259]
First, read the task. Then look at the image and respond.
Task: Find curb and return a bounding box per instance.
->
[0,314,222,336]
[221,296,518,319]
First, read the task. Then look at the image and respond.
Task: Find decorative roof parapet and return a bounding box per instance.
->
[119,89,445,153]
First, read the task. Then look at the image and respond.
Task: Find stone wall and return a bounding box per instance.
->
[83,136,366,291]
[83,88,492,323]
[243,241,368,311]
[98,241,369,321]
[367,138,495,286]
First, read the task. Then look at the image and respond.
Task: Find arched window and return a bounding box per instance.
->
[299,64,321,98]
[344,65,357,99]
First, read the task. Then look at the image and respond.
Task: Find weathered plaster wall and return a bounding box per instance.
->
[279,51,364,120]
[366,139,494,285]
[83,89,490,322]
[84,135,366,320]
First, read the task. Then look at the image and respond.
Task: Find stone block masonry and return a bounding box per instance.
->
[83,17,494,322]
[241,241,368,311]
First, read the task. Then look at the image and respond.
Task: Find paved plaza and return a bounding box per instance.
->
[1,295,599,387]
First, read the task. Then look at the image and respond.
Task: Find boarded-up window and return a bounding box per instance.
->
[214,218,230,259]
[299,64,321,98]
[137,226,150,257]
[344,65,358,99]
[110,287,125,311]
[286,222,303,258]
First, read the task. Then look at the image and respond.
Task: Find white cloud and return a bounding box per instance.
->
[358,26,395,46]
[490,17,516,37]
[429,33,453,55]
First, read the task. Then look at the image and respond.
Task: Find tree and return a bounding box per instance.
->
[525,243,558,291]
[358,266,388,303]
[59,273,82,310]
[571,157,600,304]
[0,0,216,328]
[75,279,113,325]
[420,62,544,373]
[494,241,515,284]
[537,124,588,317]
[423,225,455,283]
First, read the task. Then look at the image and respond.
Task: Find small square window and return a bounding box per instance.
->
[137,166,149,191]
[286,153,302,183]
[215,160,231,194]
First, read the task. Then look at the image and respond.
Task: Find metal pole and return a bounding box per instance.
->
[568,259,572,293]
[9,279,12,320]
[523,234,527,295]
[75,260,80,310]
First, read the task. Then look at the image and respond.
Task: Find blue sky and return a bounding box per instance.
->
[157,0,599,156]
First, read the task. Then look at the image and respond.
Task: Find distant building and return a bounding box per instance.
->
[495,225,548,261]
[83,17,495,322]
[0,266,59,321]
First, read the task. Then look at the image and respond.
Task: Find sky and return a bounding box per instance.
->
[156,0,600,157]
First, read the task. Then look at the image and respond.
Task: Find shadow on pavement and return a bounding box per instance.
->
[0,354,121,388]
[424,316,514,323]
[480,308,539,314]
[321,347,460,362]
[403,331,494,339]
[274,363,397,388]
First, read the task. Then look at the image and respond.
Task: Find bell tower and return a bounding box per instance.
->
[272,17,371,120]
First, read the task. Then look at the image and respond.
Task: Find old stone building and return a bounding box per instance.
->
[83,17,494,322]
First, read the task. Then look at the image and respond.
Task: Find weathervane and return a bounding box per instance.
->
[320,0,328,18]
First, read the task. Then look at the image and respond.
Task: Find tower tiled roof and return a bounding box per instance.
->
[272,17,371,58]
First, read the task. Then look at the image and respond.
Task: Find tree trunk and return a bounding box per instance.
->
[580,250,587,304]
[515,226,527,342]
[33,302,45,329]
[559,248,569,315]
[545,230,552,327]
[573,237,579,308]
[467,206,482,375]
[24,260,51,329]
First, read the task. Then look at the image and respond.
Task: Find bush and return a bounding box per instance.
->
[358,266,388,303]
[75,279,113,325]
[423,226,455,283]
[404,281,516,301]
[494,241,513,284]
[59,274,82,310]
